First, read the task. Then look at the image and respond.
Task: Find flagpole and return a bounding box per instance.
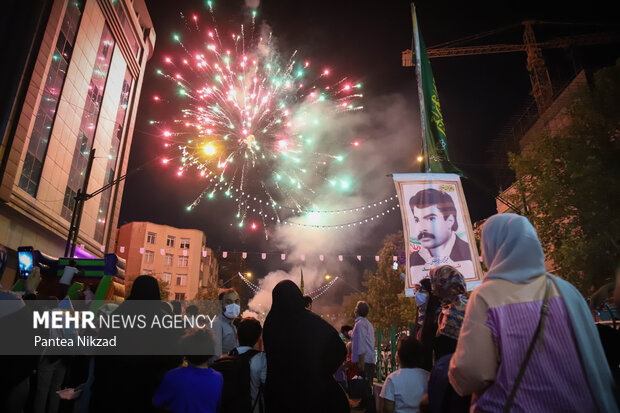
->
[411,2,430,173]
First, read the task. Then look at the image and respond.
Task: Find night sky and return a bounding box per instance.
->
[119,0,620,290]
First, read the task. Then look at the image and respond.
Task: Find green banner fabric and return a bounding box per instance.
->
[411,3,463,175]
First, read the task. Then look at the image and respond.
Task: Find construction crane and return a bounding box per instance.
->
[402,21,620,113]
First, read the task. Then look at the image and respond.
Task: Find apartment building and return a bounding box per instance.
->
[0,0,155,287]
[115,222,218,300]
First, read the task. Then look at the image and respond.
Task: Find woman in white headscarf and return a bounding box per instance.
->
[448,213,618,413]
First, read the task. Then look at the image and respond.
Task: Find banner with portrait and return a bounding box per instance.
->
[393,173,483,296]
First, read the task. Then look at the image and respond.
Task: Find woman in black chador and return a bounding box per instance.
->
[263,280,350,413]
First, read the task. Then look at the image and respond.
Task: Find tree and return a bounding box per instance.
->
[509,61,620,293]
[363,237,417,332]
[340,231,417,331]
[193,275,220,301]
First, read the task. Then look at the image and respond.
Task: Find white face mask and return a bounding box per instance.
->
[415,291,428,306]
[224,303,240,319]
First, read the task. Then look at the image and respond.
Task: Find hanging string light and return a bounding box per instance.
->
[236,272,339,298]
[308,276,339,298]
[186,165,397,216]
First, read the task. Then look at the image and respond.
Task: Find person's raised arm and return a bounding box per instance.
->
[24,267,41,297]
[448,289,497,396]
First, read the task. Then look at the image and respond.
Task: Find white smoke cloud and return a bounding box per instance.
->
[245,0,260,9]
[247,94,420,315]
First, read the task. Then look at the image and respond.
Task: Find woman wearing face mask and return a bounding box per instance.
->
[418,277,442,371]
[413,278,432,340]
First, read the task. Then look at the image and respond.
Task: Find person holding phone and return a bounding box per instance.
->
[18,246,34,279]
[58,260,80,299]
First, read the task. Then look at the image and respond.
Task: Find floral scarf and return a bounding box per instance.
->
[430,265,468,340]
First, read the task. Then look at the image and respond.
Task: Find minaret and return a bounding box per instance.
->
[300,268,304,294]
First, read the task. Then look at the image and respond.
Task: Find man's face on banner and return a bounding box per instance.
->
[412,204,455,250]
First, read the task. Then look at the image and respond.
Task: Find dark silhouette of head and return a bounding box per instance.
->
[237,317,263,347]
[128,275,161,300]
[355,301,370,318]
[303,295,313,309]
[397,336,425,369]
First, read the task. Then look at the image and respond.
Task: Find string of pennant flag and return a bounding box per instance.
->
[118,246,401,263]
[220,251,400,262]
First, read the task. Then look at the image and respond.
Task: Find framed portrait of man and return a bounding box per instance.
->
[393,173,483,295]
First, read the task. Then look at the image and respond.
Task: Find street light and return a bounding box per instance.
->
[416,155,424,163]
[325,274,331,280]
[245,272,253,278]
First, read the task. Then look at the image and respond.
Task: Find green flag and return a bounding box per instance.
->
[411,3,463,175]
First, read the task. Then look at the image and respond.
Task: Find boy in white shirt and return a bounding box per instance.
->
[379,336,429,413]
[58,260,81,299]
[230,317,266,413]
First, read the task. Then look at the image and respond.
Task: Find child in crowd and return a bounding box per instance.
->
[153,329,223,413]
[229,317,266,413]
[379,336,429,413]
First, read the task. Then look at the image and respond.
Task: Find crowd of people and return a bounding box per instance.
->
[1,212,619,413]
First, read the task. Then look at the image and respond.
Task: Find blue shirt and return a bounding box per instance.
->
[352,316,376,363]
[153,366,223,413]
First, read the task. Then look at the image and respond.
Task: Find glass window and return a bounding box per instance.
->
[143,269,152,275]
[94,67,133,242]
[62,24,115,220]
[180,238,190,249]
[176,274,187,286]
[146,232,156,244]
[162,272,171,284]
[178,256,188,267]
[166,236,175,247]
[164,254,173,266]
[111,0,140,57]
[19,1,84,196]
[174,293,185,300]
[144,250,154,263]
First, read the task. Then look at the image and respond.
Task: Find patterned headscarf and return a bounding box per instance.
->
[430,265,468,340]
[430,265,466,306]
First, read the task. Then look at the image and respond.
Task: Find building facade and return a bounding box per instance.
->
[496,70,589,214]
[116,222,219,301]
[0,0,155,287]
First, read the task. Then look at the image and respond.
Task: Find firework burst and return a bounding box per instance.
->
[153,6,363,234]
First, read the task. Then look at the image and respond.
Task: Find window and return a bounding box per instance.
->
[166,236,175,247]
[180,238,190,249]
[162,272,171,284]
[144,250,154,263]
[174,293,186,300]
[111,0,140,56]
[176,274,187,286]
[61,24,115,220]
[164,254,173,266]
[19,1,84,197]
[93,68,133,242]
[146,232,156,244]
[178,255,188,267]
[143,269,152,275]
